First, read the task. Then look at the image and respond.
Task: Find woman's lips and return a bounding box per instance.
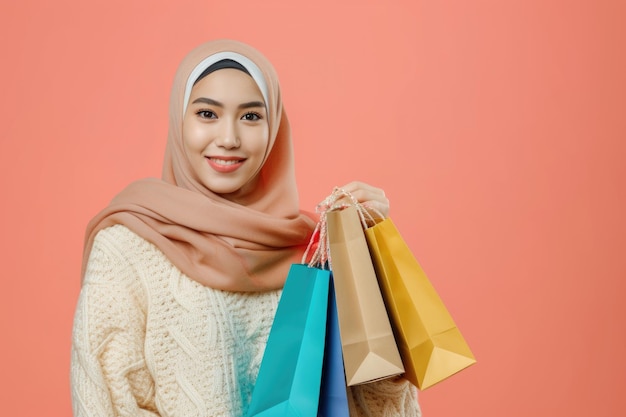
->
[206,156,245,173]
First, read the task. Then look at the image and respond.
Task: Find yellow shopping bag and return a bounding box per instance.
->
[365,218,476,390]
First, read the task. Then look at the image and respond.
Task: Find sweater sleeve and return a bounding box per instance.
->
[70,229,159,417]
[347,376,422,417]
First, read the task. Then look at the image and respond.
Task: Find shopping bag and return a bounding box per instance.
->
[365,218,476,389]
[247,264,330,417]
[317,276,350,416]
[326,205,404,386]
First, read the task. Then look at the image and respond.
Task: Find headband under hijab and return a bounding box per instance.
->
[81,39,316,291]
[193,59,250,84]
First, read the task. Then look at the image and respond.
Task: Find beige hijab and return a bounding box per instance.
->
[82,39,316,291]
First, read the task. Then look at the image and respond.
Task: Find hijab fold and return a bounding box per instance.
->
[82,40,316,291]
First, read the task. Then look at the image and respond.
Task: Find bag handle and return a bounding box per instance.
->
[302,187,385,268]
[302,213,330,268]
[321,187,385,227]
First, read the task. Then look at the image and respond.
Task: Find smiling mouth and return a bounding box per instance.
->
[206,156,246,173]
[208,157,245,166]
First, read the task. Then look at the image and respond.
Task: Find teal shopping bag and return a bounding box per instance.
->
[247,264,330,417]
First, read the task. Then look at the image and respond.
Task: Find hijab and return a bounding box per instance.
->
[82,39,316,291]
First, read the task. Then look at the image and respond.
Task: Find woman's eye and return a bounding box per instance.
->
[242,112,261,121]
[197,110,216,119]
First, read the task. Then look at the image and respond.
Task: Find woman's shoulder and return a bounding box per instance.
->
[92,224,149,252]
[87,224,173,278]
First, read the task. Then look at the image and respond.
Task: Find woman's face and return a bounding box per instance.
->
[182,68,269,202]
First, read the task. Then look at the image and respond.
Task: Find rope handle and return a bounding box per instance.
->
[302,187,385,268]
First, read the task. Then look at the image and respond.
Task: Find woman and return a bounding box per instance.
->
[71,39,421,416]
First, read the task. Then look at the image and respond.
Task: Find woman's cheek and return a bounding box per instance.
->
[183,123,209,152]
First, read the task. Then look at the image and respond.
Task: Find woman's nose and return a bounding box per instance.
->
[215,119,240,149]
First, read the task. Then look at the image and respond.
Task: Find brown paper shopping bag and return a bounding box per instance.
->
[326,205,404,386]
[365,218,476,390]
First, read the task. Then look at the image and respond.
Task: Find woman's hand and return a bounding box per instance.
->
[337,181,390,218]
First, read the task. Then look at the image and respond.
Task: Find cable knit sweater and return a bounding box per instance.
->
[71,225,421,417]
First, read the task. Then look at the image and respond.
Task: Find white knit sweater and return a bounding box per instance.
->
[71,225,421,417]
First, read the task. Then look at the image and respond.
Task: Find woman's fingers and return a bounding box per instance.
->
[337,181,390,218]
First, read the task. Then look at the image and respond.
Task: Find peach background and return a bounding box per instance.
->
[1,0,625,415]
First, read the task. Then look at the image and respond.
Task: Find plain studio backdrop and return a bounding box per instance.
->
[1,0,624,415]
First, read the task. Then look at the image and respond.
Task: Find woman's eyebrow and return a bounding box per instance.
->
[191,97,222,107]
[190,97,265,110]
[238,101,265,110]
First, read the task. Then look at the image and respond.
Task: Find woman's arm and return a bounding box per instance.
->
[348,377,422,417]
[71,230,160,417]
